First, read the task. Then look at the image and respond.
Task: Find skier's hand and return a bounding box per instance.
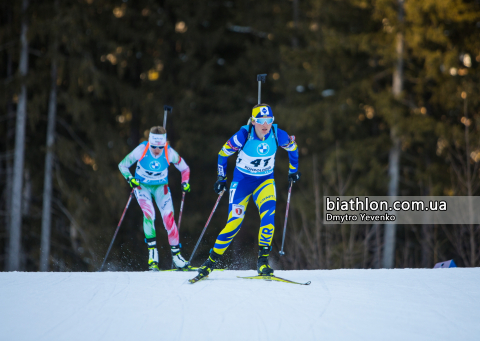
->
[288,172,301,183]
[128,176,141,188]
[182,182,191,193]
[214,176,227,194]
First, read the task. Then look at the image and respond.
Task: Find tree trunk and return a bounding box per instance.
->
[7,0,29,271]
[383,136,400,268]
[40,37,58,271]
[383,0,404,269]
[5,28,14,235]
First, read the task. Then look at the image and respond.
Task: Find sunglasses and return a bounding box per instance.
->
[150,145,165,149]
[255,117,274,125]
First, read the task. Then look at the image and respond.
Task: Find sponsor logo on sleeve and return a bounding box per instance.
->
[218,165,225,176]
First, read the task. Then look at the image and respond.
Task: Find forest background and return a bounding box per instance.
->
[1,0,480,272]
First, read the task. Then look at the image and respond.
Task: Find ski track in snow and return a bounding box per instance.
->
[1,269,480,341]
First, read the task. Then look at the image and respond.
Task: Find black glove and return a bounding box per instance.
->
[127,176,141,188]
[214,176,227,194]
[288,172,301,183]
[182,182,191,193]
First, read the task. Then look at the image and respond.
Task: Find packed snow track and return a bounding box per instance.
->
[1,269,479,341]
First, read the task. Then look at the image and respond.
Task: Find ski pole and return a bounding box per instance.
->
[257,74,267,104]
[188,190,225,263]
[177,191,186,231]
[279,181,293,256]
[99,188,135,271]
[171,191,186,269]
[163,105,172,128]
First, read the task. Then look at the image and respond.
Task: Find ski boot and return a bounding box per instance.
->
[171,244,190,270]
[257,246,274,276]
[146,238,160,271]
[197,250,222,279]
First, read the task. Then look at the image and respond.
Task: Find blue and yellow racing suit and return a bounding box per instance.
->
[213,124,299,255]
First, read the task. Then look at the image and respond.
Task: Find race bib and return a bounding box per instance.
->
[136,166,168,182]
[236,151,275,176]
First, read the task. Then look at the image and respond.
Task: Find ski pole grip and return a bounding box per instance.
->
[164,105,172,112]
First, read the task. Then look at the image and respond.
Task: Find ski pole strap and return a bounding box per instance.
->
[188,190,225,263]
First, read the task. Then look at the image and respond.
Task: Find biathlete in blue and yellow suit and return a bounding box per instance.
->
[196,104,301,278]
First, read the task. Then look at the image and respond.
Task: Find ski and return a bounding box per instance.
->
[237,275,311,285]
[162,267,226,272]
[163,266,198,272]
[188,275,209,284]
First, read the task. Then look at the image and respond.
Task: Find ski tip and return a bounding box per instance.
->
[237,275,311,285]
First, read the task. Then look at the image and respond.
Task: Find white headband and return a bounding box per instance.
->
[149,133,166,146]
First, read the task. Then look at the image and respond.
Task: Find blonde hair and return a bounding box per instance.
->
[150,126,166,134]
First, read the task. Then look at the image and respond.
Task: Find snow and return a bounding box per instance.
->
[1,268,479,341]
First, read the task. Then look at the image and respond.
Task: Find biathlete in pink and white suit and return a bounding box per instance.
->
[196,104,301,279]
[118,126,191,271]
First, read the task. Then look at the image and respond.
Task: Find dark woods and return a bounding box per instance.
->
[1,0,480,271]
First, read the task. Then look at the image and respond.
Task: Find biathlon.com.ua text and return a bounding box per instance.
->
[326,197,447,212]
[324,196,447,224]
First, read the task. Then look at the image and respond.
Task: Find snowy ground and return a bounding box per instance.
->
[1,268,479,341]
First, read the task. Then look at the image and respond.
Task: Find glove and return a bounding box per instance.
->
[214,176,227,194]
[127,176,140,188]
[288,172,301,183]
[182,182,191,193]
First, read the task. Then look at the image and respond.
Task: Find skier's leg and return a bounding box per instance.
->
[253,178,276,275]
[253,178,276,248]
[134,186,159,270]
[153,185,188,268]
[212,184,252,255]
[198,180,253,277]
[153,185,179,244]
[134,186,156,237]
